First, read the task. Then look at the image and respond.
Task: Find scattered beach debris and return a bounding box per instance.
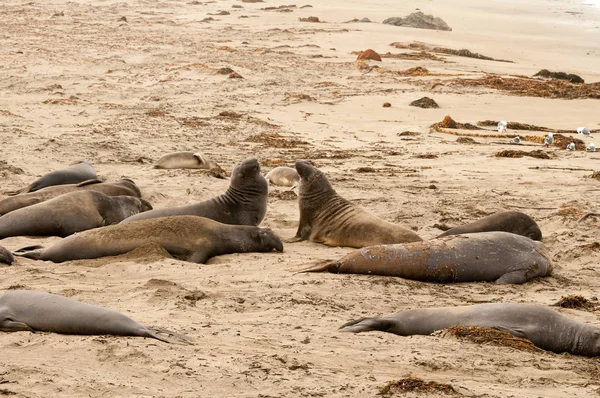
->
[439,325,541,352]
[390,42,513,63]
[456,137,477,144]
[299,16,320,22]
[409,96,439,108]
[383,11,452,31]
[356,49,382,61]
[379,376,459,396]
[228,71,243,79]
[533,69,584,84]
[553,295,596,310]
[432,115,481,130]
[497,120,508,133]
[590,171,600,181]
[245,132,308,148]
[495,149,551,159]
[344,17,371,23]
[382,102,391,108]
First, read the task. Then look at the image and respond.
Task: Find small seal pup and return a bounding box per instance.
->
[436,211,542,241]
[339,303,600,356]
[265,166,300,187]
[297,231,552,284]
[0,178,142,215]
[0,290,193,344]
[9,161,97,195]
[288,160,422,248]
[154,151,222,170]
[0,191,152,238]
[122,158,267,226]
[0,245,13,265]
[15,215,283,264]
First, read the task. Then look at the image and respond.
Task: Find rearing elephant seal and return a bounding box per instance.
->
[0,191,152,238]
[339,303,600,356]
[0,178,142,215]
[265,166,300,187]
[0,290,193,344]
[15,215,283,264]
[154,151,221,170]
[298,231,552,284]
[289,160,422,248]
[0,245,13,265]
[122,158,267,226]
[436,211,542,241]
[9,161,97,195]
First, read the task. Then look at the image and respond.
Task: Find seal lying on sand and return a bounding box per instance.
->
[288,161,421,248]
[298,232,552,284]
[0,245,13,265]
[0,191,152,238]
[0,290,193,344]
[437,211,542,241]
[154,151,221,170]
[0,179,142,215]
[15,215,283,264]
[122,158,267,226]
[9,161,97,195]
[339,303,600,356]
[265,166,300,187]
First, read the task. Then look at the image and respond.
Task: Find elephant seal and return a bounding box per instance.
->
[0,191,152,238]
[9,161,97,195]
[298,231,552,284]
[122,158,267,226]
[436,211,542,241]
[154,151,221,170]
[0,290,193,344]
[15,215,283,264]
[0,246,13,265]
[289,160,422,248]
[265,166,300,187]
[0,179,142,215]
[339,303,600,356]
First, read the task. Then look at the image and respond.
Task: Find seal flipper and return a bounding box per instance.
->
[491,325,528,340]
[189,249,212,264]
[293,259,338,273]
[12,245,44,260]
[494,271,529,285]
[0,319,34,332]
[145,327,195,345]
[76,179,103,187]
[339,317,395,333]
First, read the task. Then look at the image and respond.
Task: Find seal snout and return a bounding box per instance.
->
[294,160,314,179]
[260,228,284,252]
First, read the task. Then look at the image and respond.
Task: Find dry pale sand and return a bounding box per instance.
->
[1,0,600,396]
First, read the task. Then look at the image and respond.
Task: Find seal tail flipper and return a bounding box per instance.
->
[339,317,394,333]
[494,270,529,285]
[76,179,103,187]
[12,245,44,260]
[146,327,195,345]
[5,184,33,196]
[284,236,305,243]
[291,259,337,273]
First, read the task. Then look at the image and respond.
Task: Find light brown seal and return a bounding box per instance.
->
[123,158,267,226]
[340,303,600,356]
[9,161,97,195]
[436,210,542,241]
[0,245,13,265]
[288,160,422,248]
[0,290,193,344]
[15,215,283,264]
[265,166,300,187]
[0,191,152,238]
[298,231,552,284]
[154,151,221,170]
[0,178,142,215]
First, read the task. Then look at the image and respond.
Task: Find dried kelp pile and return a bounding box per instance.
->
[440,326,541,352]
[553,295,596,310]
[534,69,584,84]
[495,149,551,159]
[390,42,513,63]
[379,376,459,396]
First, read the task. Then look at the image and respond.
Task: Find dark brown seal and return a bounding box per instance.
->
[0,178,142,215]
[436,211,542,241]
[0,245,13,265]
[0,191,152,238]
[339,303,600,356]
[298,231,552,284]
[9,161,97,195]
[122,158,267,226]
[289,160,422,248]
[15,215,283,264]
[0,290,193,344]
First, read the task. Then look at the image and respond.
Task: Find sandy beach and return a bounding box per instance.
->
[1,0,599,396]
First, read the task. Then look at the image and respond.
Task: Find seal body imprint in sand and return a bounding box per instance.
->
[123,158,267,226]
[16,215,283,264]
[154,152,221,170]
[0,191,152,238]
[437,210,542,241]
[10,161,97,195]
[299,231,552,284]
[0,179,143,215]
[289,161,422,248]
[0,245,13,265]
[0,290,192,344]
[340,303,600,356]
[265,166,300,187]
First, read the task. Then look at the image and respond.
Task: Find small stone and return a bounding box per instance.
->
[357,49,382,62]
[409,97,439,108]
[299,16,320,22]
[382,102,391,108]
[439,115,457,128]
[216,67,235,75]
[118,16,127,22]
[228,72,243,79]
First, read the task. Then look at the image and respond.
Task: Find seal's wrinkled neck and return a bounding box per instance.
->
[572,323,600,357]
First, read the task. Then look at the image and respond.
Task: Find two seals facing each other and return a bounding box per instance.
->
[289,161,422,248]
[123,158,267,226]
[0,191,152,239]
[0,178,142,215]
[0,290,192,344]
[15,215,283,264]
[298,231,552,284]
[340,303,600,356]
[8,161,97,195]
